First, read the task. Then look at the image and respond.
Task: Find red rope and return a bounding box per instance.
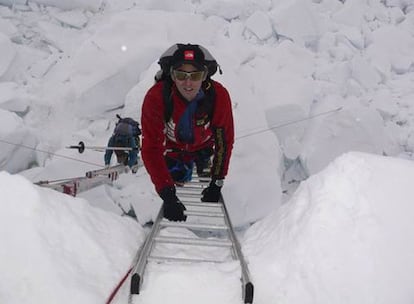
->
[105,267,133,304]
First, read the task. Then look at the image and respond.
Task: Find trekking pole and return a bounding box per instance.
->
[66,141,139,154]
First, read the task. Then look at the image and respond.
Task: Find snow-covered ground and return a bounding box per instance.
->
[1,0,414,303]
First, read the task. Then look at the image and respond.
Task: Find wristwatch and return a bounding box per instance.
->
[214,179,224,187]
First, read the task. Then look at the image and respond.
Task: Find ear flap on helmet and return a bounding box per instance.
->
[202,66,208,81]
[169,66,176,81]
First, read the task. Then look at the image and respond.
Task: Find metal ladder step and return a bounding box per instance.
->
[177,185,208,191]
[159,220,228,231]
[185,180,210,186]
[148,255,227,264]
[184,210,224,218]
[175,192,204,199]
[154,235,232,247]
[181,201,222,208]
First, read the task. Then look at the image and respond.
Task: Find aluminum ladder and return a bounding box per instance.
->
[35,164,129,196]
[130,176,254,303]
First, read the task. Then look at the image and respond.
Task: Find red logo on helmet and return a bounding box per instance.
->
[184,50,195,61]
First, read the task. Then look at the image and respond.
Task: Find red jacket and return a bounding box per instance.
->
[141,80,234,193]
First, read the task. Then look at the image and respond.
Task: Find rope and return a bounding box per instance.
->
[0,138,104,167]
[236,106,343,140]
[105,267,133,304]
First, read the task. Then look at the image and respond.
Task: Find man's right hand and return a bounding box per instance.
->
[159,186,187,221]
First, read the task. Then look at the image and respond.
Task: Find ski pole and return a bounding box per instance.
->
[66,141,139,154]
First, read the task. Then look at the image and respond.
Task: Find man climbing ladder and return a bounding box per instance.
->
[140,43,235,222]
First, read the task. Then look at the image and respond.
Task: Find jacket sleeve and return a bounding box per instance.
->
[141,83,175,193]
[210,81,235,180]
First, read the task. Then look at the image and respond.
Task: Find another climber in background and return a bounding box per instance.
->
[104,115,141,173]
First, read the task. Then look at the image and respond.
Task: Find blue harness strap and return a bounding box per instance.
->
[167,158,194,183]
[177,90,205,143]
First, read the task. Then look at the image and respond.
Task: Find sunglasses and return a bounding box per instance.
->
[172,70,206,81]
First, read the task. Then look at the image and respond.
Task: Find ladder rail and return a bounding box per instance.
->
[35,164,129,196]
[219,196,254,303]
[130,206,164,294]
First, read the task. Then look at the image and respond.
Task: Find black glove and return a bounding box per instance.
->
[201,178,223,202]
[159,186,187,221]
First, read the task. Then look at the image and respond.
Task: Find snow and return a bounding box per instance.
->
[0,81,31,113]
[244,152,414,304]
[245,11,274,41]
[1,0,414,303]
[0,171,141,303]
[0,32,15,76]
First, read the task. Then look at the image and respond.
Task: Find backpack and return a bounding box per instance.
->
[155,43,221,122]
[114,115,141,138]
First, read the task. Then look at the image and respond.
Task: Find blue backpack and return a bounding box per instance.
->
[114,115,141,138]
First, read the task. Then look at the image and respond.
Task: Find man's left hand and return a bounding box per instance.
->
[201,179,223,202]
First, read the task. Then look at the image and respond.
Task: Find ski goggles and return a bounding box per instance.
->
[172,69,206,81]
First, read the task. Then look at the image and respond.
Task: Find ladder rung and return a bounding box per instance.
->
[177,192,203,198]
[184,210,224,218]
[177,186,207,191]
[187,179,210,184]
[176,190,204,196]
[184,182,209,188]
[160,220,228,231]
[148,255,227,264]
[155,236,231,247]
[182,201,222,208]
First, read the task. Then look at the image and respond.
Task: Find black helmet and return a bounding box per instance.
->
[156,43,220,82]
[171,44,206,71]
